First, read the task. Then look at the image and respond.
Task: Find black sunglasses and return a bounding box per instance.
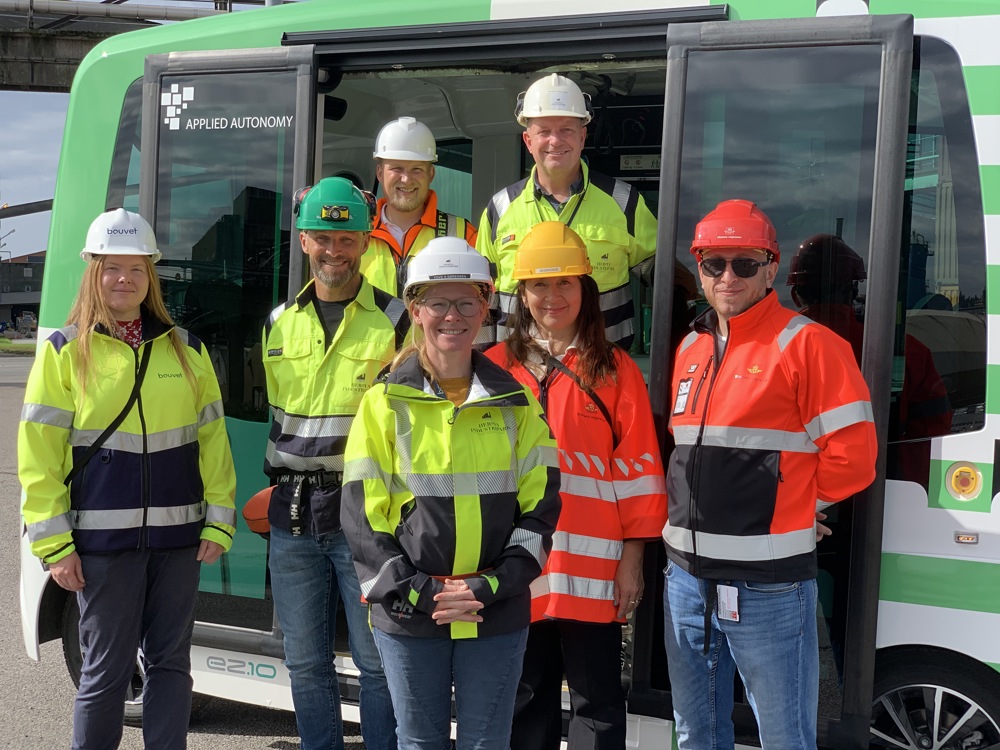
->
[699,256,771,279]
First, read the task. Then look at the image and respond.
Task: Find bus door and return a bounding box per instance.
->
[138,46,316,700]
[641,15,914,750]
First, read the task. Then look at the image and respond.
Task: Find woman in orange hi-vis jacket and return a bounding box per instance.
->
[485,221,667,750]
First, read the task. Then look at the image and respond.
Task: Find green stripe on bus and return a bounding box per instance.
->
[728,0,813,20]
[872,0,1000,17]
[988,268,1000,315]
[987,364,1000,412]
[990,662,1000,675]
[881,553,1000,613]
[928,459,994,513]
[982,166,1000,215]
[965,67,1000,116]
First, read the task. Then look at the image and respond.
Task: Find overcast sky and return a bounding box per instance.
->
[0,91,69,261]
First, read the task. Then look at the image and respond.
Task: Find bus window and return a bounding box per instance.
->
[150,70,295,426]
[106,78,142,214]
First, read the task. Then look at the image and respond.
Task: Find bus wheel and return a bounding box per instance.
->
[870,649,1000,750]
[61,595,208,727]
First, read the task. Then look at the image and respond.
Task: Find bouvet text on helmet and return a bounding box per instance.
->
[786,233,867,287]
[293,177,376,232]
[402,236,494,299]
[513,222,592,280]
[515,73,593,127]
[690,199,780,262]
[373,117,438,163]
[81,208,162,263]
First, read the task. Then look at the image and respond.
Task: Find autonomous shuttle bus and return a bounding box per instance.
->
[19,0,1000,747]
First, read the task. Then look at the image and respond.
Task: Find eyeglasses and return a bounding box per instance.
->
[699,257,771,279]
[418,297,483,318]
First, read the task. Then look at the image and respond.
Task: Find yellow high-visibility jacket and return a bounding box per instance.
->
[19,318,237,564]
[341,351,561,639]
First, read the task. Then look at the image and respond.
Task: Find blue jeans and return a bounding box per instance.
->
[663,562,819,750]
[269,526,396,750]
[73,547,200,750]
[372,627,528,750]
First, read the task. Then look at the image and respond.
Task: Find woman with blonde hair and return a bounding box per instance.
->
[341,236,561,750]
[486,221,667,750]
[18,208,237,750]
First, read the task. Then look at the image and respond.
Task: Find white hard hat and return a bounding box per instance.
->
[515,73,593,127]
[81,208,162,263]
[403,237,494,298]
[373,117,438,163]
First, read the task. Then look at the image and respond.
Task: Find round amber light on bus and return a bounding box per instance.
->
[946,462,982,501]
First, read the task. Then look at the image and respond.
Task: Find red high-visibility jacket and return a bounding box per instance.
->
[486,344,667,622]
[666,291,877,582]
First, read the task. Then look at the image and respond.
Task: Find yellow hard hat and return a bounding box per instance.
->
[512,222,592,280]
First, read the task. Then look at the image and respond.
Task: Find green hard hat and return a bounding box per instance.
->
[293,177,374,232]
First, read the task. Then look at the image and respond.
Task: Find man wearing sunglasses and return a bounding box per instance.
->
[661,199,877,749]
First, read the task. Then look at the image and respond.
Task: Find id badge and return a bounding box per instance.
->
[717,584,739,622]
[673,378,693,415]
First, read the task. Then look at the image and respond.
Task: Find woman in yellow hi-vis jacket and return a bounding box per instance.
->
[18,209,237,750]
[341,236,561,750]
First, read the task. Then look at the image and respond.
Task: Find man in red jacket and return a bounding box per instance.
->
[663,200,877,749]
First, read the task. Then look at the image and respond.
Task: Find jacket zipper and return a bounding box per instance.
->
[135,344,151,550]
[690,355,713,415]
[689,342,725,579]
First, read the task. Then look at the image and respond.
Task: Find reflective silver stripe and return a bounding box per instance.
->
[508,526,546,568]
[26,513,73,542]
[21,402,74,430]
[553,530,623,560]
[360,554,403,598]
[402,470,519,498]
[71,502,205,530]
[147,503,206,527]
[804,400,874,442]
[612,451,659,478]
[199,399,224,428]
[613,473,666,501]
[520,443,559,477]
[530,574,550,599]
[679,331,700,354]
[610,179,631,214]
[446,214,458,236]
[70,424,198,454]
[561,472,616,503]
[205,504,236,527]
[605,319,633,343]
[491,191,512,225]
[672,424,818,453]
[268,303,290,327]
[390,401,415,473]
[272,406,354,440]
[663,524,816,562]
[268,445,345,472]
[546,572,616,601]
[473,325,496,346]
[598,284,632,310]
[384,297,407,327]
[777,315,812,352]
[497,291,517,314]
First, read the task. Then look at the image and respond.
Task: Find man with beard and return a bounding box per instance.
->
[363,116,478,297]
[662,200,877,749]
[262,177,407,750]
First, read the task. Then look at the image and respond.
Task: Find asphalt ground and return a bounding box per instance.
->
[0,353,366,749]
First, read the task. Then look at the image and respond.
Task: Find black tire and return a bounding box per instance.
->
[870,648,1000,750]
[61,595,209,728]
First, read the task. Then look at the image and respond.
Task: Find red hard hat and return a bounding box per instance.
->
[690,199,779,261]
[786,233,866,286]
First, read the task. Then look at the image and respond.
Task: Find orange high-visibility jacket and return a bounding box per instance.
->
[361,190,478,297]
[665,291,877,582]
[486,344,667,622]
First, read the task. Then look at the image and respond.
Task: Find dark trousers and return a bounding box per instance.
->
[72,547,201,750]
[510,619,626,750]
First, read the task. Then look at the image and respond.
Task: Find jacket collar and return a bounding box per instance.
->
[94,309,172,344]
[294,276,378,312]
[692,288,784,338]
[372,190,440,236]
[386,349,529,404]
[526,161,590,205]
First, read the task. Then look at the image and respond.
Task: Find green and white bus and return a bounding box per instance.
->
[18,0,1000,747]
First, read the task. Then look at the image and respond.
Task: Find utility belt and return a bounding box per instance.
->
[276,470,344,536]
